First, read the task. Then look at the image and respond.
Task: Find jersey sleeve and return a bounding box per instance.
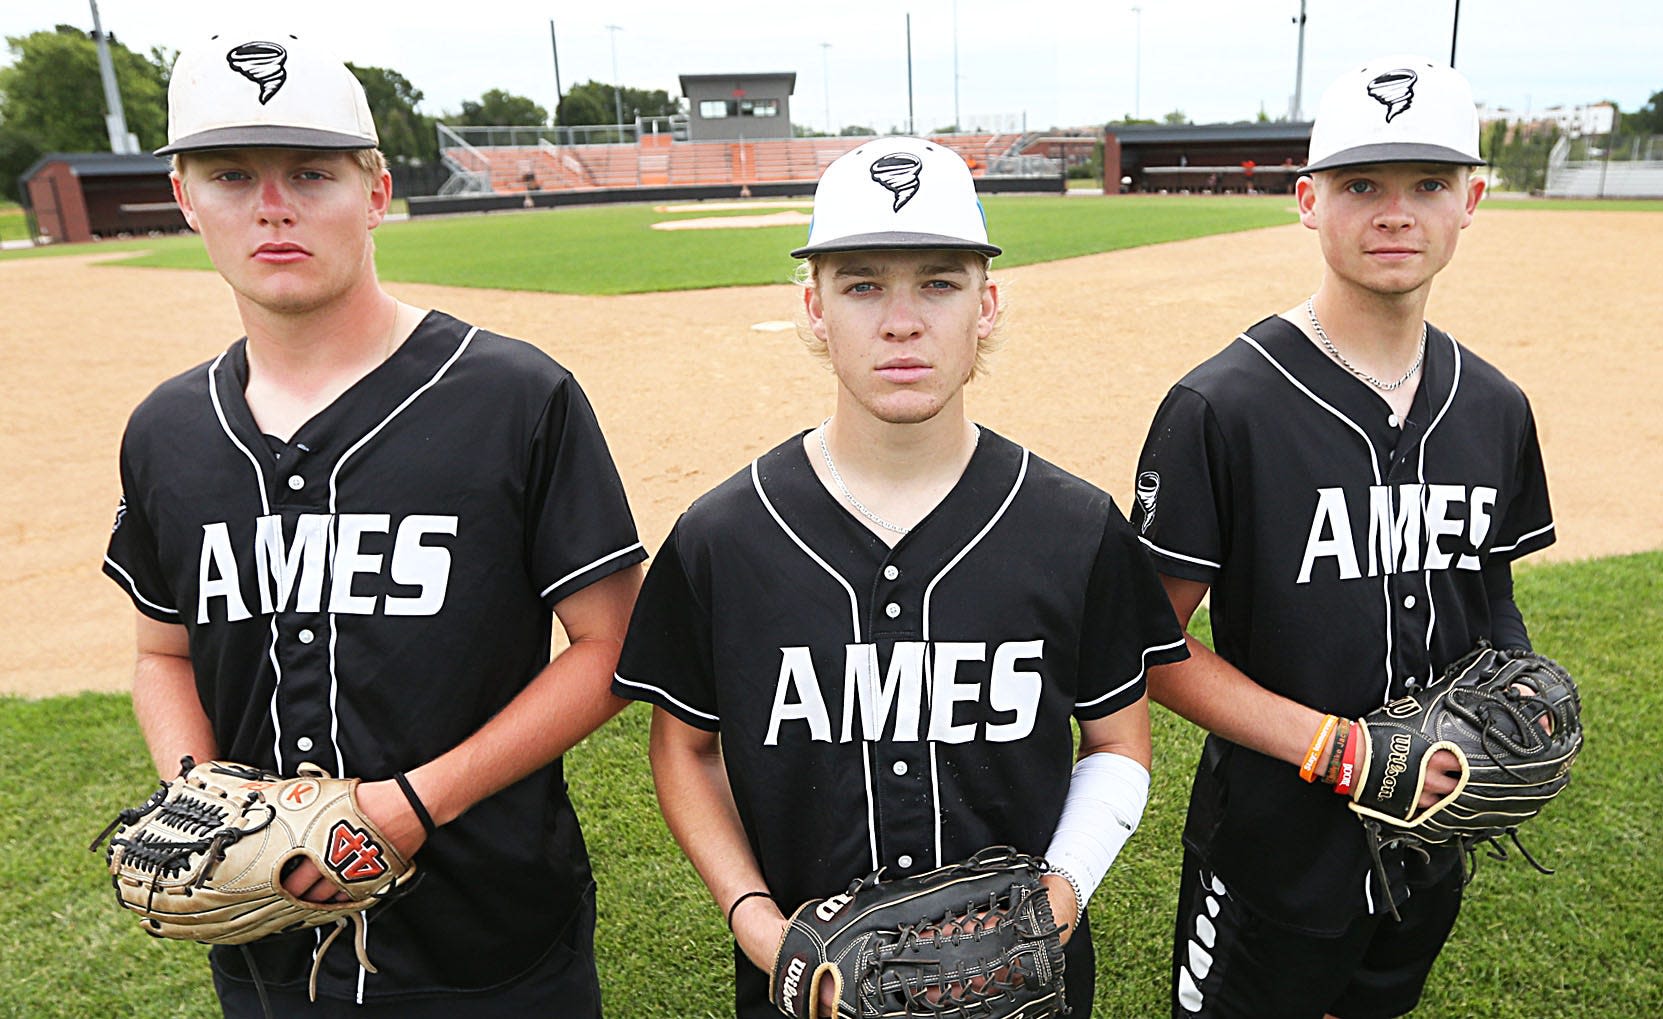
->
[1073,502,1190,720]
[612,522,721,730]
[1489,395,1555,562]
[526,375,647,608]
[1131,383,1230,583]
[102,432,183,623]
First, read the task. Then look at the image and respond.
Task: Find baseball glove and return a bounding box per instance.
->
[91,758,417,1001]
[770,846,1067,1019]
[1348,642,1583,913]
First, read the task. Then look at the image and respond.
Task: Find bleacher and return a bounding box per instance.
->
[438,133,1031,196]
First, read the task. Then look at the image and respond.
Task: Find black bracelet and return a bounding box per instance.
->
[725,890,772,931]
[392,771,438,836]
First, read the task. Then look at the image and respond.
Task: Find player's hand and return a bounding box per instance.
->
[1040,872,1079,945]
[279,778,428,903]
[1417,748,1462,809]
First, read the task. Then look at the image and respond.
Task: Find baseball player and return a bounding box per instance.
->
[101,28,645,1015]
[1132,57,1556,1018]
[612,137,1189,1017]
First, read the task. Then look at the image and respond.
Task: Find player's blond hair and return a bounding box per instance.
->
[171,148,390,193]
[793,252,1007,378]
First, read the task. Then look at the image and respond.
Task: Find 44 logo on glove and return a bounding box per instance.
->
[327,820,390,882]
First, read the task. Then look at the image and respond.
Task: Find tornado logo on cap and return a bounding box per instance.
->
[227,41,289,104]
[1366,68,1418,123]
[870,152,923,212]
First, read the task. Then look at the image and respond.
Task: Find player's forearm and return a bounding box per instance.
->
[132,651,217,777]
[649,709,783,970]
[405,634,629,827]
[1147,635,1330,770]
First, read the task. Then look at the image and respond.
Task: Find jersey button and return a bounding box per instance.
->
[897,854,914,869]
[885,602,901,619]
[1403,595,1417,609]
[296,736,314,752]
[297,628,315,644]
[1387,414,1400,428]
[892,761,908,776]
[883,565,900,581]
[287,475,305,491]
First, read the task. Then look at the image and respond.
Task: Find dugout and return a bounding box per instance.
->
[1104,122,1314,194]
[19,152,184,244]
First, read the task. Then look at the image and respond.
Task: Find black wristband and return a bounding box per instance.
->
[392,771,438,836]
[725,889,772,931]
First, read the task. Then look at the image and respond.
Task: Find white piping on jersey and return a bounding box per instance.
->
[267,618,286,768]
[1414,337,1462,680]
[1136,535,1222,571]
[1077,635,1188,710]
[315,325,477,991]
[1490,521,1555,555]
[611,672,720,722]
[1363,866,1376,915]
[920,448,1030,868]
[540,542,646,600]
[750,458,878,870]
[208,351,272,516]
[102,556,179,616]
[1241,335,1399,705]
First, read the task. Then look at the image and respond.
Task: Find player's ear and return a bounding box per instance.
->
[170,172,201,233]
[366,169,393,229]
[977,280,999,339]
[1296,174,1319,229]
[1461,173,1485,226]
[804,281,828,341]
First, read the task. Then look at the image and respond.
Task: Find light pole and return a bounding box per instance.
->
[821,42,833,134]
[605,24,624,130]
[1131,6,1142,120]
[1290,0,1308,120]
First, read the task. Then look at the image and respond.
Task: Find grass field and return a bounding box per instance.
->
[0,201,25,244]
[3,550,1657,1017]
[0,194,1301,293]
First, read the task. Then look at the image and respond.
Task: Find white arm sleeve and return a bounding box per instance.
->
[1043,751,1151,910]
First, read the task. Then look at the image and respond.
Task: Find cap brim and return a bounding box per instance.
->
[155,125,377,157]
[791,231,1001,259]
[1302,142,1485,174]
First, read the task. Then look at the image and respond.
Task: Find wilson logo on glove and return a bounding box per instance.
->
[327,821,389,881]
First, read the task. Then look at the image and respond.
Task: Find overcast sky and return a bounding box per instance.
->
[3,1,1657,132]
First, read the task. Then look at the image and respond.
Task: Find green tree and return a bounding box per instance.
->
[839,125,875,137]
[555,80,679,126]
[1161,109,1190,125]
[0,123,43,202]
[1621,90,1663,136]
[1489,122,1560,192]
[457,89,549,127]
[347,63,436,164]
[0,26,169,152]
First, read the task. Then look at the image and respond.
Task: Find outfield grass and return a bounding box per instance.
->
[1481,196,1663,212]
[0,201,25,245]
[0,195,1297,294]
[2,550,1657,1017]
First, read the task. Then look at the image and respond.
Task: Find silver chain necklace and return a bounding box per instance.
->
[1306,297,1426,392]
[817,421,912,535]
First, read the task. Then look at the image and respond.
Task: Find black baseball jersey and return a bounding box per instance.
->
[103,310,646,1001]
[614,427,1188,1017]
[1133,315,1554,932]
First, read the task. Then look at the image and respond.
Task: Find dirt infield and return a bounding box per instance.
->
[3,208,1658,697]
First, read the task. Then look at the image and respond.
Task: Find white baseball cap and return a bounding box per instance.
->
[1303,56,1483,173]
[157,30,378,156]
[791,137,1000,258]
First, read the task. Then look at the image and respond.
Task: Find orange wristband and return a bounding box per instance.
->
[1299,714,1339,783]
